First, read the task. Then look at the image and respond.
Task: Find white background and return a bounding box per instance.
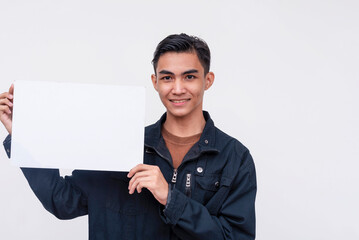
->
[0,0,358,239]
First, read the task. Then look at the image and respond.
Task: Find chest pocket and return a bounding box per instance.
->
[194,174,221,204]
[194,174,232,215]
[106,173,150,215]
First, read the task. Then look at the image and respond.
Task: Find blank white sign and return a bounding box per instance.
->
[11,80,145,171]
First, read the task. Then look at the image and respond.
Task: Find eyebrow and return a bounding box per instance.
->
[158,70,174,75]
[182,69,198,75]
[158,69,199,76]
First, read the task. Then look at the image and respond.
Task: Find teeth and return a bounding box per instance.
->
[172,100,187,103]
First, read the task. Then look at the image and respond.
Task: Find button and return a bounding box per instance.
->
[7,149,10,153]
[197,167,203,173]
[204,140,209,144]
[215,181,220,188]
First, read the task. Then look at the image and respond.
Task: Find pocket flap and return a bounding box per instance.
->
[196,174,221,191]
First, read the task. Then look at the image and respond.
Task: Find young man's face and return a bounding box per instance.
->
[151,52,214,120]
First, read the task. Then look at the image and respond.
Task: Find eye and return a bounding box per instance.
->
[161,76,172,81]
[185,75,196,80]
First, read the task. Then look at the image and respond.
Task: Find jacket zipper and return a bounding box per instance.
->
[171,169,177,184]
[145,145,198,197]
[172,170,191,197]
[185,173,191,197]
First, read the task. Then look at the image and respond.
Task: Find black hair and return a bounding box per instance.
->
[152,33,211,75]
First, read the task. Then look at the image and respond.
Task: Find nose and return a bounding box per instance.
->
[172,79,186,95]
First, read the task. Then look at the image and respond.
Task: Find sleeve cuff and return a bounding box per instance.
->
[3,134,11,158]
[161,187,188,225]
[165,184,172,210]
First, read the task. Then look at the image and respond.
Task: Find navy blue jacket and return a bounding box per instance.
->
[3,112,256,239]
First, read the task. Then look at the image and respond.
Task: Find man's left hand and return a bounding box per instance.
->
[128,164,169,206]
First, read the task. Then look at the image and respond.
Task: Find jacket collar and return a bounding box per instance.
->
[144,111,219,157]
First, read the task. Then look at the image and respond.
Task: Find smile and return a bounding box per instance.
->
[170,99,190,103]
[170,99,189,103]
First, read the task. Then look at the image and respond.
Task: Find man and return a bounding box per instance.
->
[0,33,257,239]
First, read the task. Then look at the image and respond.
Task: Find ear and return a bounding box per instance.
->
[151,74,158,91]
[204,72,215,90]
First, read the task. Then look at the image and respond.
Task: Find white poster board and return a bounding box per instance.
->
[11,80,145,171]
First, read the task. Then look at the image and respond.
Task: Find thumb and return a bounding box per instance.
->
[9,84,14,95]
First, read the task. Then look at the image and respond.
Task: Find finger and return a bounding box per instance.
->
[0,98,13,108]
[128,171,151,190]
[128,164,153,178]
[136,182,145,194]
[9,84,14,95]
[129,177,151,194]
[128,164,144,178]
[136,178,155,194]
[129,178,141,194]
[0,105,11,115]
[0,92,13,100]
[128,171,153,190]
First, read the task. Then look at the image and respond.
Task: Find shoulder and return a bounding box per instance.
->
[214,127,256,189]
[145,112,166,136]
[145,122,157,134]
[213,126,256,183]
[214,127,253,168]
[144,114,165,144]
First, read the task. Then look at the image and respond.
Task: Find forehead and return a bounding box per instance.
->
[156,52,204,73]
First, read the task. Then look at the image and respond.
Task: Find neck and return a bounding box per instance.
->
[163,110,206,137]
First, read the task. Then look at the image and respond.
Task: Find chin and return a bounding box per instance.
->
[168,107,202,119]
[166,109,190,118]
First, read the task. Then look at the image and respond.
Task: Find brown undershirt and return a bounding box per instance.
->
[162,127,202,169]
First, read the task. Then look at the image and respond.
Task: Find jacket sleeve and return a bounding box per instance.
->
[161,146,257,240]
[3,135,88,220]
